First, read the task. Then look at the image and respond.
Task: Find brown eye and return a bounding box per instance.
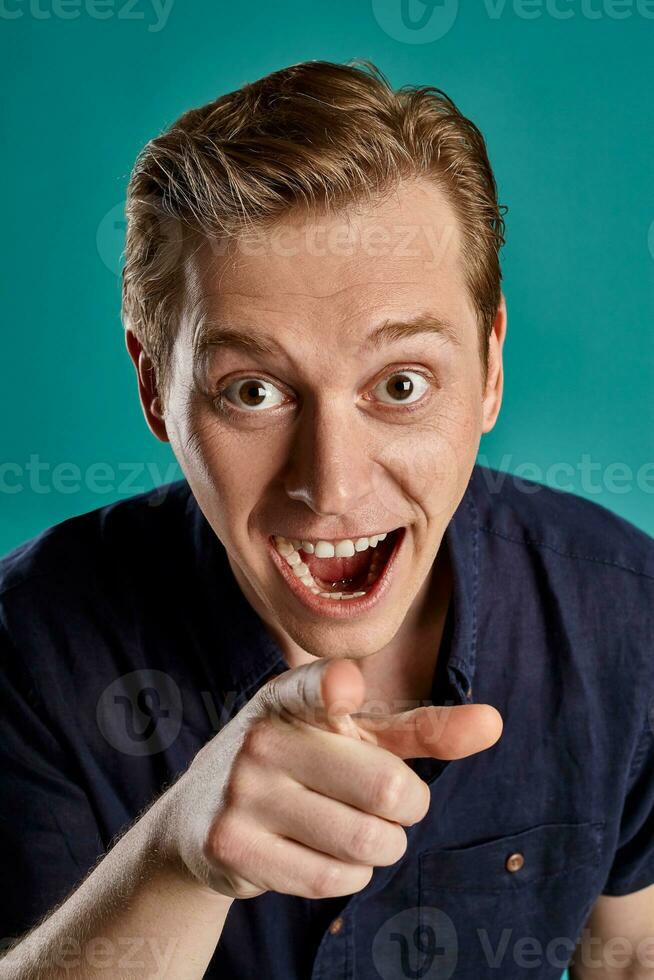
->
[386,374,413,400]
[221,378,285,412]
[239,381,267,406]
[372,371,429,405]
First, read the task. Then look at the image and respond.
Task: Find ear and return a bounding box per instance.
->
[124,329,169,443]
[481,293,507,434]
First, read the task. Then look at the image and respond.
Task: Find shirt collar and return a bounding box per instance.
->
[183,465,481,706]
[441,468,481,703]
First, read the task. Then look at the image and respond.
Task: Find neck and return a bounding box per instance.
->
[356,543,452,709]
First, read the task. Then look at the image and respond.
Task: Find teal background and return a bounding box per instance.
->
[1,0,653,577]
[2,6,651,973]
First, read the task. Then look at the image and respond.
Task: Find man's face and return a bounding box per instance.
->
[140,178,505,660]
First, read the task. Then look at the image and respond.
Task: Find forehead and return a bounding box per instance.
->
[181,177,475,351]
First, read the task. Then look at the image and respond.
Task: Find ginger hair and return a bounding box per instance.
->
[122,59,507,401]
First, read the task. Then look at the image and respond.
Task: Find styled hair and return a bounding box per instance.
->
[122,59,507,400]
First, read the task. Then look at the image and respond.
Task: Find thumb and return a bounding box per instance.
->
[256,658,368,739]
[354,702,504,761]
[256,659,503,762]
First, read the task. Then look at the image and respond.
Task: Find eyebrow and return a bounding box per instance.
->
[194,321,283,360]
[193,311,461,360]
[363,312,461,351]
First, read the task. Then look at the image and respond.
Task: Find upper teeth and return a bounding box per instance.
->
[272,531,392,600]
[276,532,387,558]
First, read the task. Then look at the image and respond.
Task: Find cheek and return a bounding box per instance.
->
[373,388,482,526]
[169,402,287,522]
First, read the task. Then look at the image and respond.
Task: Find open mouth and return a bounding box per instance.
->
[268,527,406,616]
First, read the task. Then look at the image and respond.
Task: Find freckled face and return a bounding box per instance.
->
[162,179,503,659]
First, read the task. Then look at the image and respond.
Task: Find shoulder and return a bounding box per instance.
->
[469,464,654,582]
[467,465,654,729]
[0,478,194,603]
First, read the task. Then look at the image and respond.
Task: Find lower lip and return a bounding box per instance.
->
[267,528,407,619]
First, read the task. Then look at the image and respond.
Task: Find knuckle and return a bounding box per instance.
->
[242,720,276,762]
[309,862,343,899]
[370,768,405,814]
[225,758,257,806]
[348,816,383,862]
[203,814,245,867]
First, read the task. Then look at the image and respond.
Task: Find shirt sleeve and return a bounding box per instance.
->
[0,622,104,944]
[601,719,654,896]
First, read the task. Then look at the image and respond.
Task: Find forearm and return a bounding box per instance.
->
[0,800,233,979]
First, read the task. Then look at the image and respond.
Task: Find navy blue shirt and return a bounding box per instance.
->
[1,466,654,979]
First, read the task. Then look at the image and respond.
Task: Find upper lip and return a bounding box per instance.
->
[271,526,402,541]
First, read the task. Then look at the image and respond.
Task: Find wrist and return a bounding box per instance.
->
[146,777,234,905]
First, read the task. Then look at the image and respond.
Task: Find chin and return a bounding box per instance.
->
[269,590,413,662]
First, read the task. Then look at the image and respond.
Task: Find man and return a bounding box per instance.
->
[1,59,653,979]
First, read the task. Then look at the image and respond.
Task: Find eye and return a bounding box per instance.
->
[370,370,430,406]
[220,377,286,412]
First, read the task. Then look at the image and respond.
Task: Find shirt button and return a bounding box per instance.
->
[505,852,525,873]
[329,917,344,935]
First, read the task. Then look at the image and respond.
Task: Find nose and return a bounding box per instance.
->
[283,397,375,516]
